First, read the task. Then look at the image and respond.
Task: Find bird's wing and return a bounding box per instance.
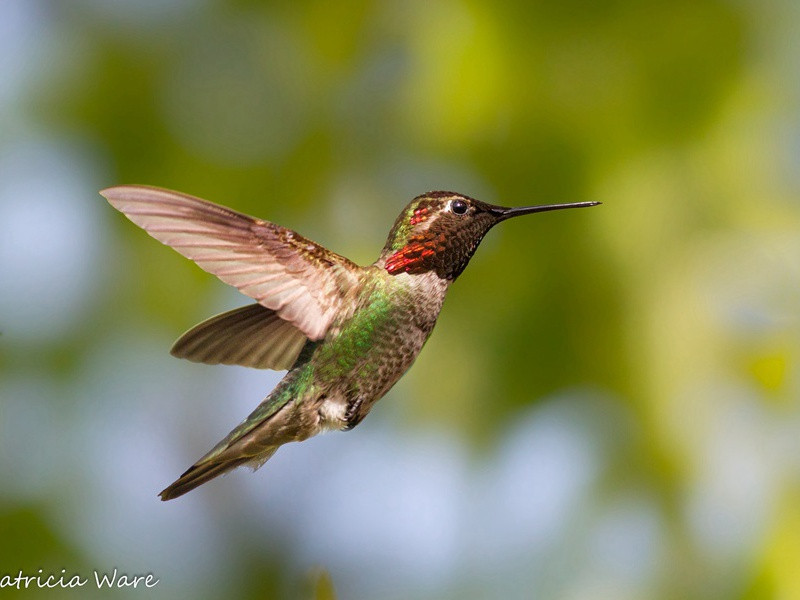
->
[101,185,359,341]
[170,303,308,370]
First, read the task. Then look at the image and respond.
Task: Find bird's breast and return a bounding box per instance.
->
[309,269,451,427]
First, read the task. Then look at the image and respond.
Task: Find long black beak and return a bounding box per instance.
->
[489,201,601,221]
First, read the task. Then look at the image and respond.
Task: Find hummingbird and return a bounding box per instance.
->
[100,185,599,500]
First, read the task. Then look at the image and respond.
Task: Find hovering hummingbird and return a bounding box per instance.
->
[101,186,599,500]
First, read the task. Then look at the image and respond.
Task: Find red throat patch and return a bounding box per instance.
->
[385,233,446,275]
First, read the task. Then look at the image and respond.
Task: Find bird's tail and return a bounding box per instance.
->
[159,368,298,501]
[159,447,278,501]
[159,458,247,501]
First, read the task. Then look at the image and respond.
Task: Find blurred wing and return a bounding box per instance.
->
[171,303,308,370]
[101,185,359,340]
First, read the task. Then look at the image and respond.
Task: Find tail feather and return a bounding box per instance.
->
[159,457,250,501]
[160,378,295,500]
[159,446,280,501]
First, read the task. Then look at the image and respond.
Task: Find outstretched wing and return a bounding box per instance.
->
[101,185,359,340]
[170,303,308,370]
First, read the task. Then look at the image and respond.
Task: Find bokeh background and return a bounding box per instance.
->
[2,0,799,598]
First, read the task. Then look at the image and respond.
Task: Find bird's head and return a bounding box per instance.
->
[380,191,599,280]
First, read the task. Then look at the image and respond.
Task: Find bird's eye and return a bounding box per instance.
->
[450,199,468,215]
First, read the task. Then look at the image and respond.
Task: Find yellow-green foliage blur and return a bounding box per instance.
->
[1,1,798,599]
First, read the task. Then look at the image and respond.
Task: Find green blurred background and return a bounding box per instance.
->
[1,0,799,598]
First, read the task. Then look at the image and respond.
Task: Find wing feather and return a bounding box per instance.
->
[102,185,359,340]
[171,304,307,370]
